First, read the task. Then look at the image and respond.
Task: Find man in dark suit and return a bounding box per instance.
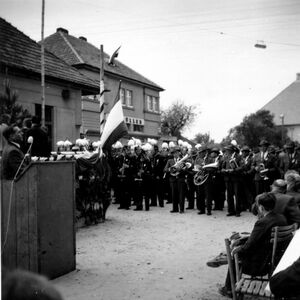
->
[1,125,26,180]
[219,192,287,297]
[164,147,188,213]
[270,179,300,226]
[252,140,278,196]
[26,116,50,157]
[270,256,300,298]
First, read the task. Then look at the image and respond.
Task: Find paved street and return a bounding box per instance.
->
[53,203,255,300]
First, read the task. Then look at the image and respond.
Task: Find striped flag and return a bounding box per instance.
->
[100,81,128,151]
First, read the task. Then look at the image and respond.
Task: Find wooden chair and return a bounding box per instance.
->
[225,223,297,300]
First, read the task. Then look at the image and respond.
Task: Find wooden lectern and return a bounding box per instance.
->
[1,161,76,279]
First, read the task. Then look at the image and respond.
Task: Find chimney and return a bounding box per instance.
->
[56,27,69,35]
[297,73,300,81]
[79,36,87,42]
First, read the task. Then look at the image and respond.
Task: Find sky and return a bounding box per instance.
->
[2,0,300,142]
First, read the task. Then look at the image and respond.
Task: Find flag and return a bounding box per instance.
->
[100,81,128,151]
[108,46,121,66]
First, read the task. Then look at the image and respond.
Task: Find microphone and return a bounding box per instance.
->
[13,136,34,181]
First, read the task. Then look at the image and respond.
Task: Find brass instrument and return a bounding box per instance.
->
[118,156,129,178]
[170,154,190,176]
[229,153,238,170]
[193,158,219,186]
[259,163,269,180]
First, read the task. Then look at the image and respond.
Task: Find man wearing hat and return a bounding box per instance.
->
[252,139,278,196]
[278,141,297,178]
[221,144,243,216]
[253,179,300,225]
[164,146,188,213]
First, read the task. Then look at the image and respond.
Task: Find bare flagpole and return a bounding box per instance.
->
[41,0,45,127]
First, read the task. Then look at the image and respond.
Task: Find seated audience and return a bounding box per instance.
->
[270,256,300,298]
[285,170,300,208]
[219,193,287,297]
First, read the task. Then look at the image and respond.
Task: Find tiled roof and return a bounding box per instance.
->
[261,79,300,126]
[44,30,164,91]
[0,18,99,91]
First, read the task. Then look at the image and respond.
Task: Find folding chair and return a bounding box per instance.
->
[224,223,297,300]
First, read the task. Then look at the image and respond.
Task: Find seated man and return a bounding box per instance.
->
[270,256,300,298]
[219,192,287,297]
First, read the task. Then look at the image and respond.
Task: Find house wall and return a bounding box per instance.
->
[0,73,82,149]
[286,125,300,142]
[81,72,161,142]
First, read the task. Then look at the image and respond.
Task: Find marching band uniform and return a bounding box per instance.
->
[153,148,169,207]
[164,147,187,213]
[238,146,255,210]
[194,148,208,214]
[252,140,278,196]
[221,145,243,217]
[203,148,220,215]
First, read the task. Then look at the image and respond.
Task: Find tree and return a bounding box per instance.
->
[0,79,31,125]
[194,132,214,145]
[161,100,197,138]
[222,110,288,148]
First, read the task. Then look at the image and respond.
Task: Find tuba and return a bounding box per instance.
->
[193,158,219,186]
[259,163,269,180]
[170,154,190,176]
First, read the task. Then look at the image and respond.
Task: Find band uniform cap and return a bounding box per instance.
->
[161,142,169,149]
[195,143,201,149]
[241,145,250,152]
[259,139,270,146]
[169,141,175,148]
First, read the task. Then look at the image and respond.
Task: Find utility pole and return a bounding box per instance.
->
[41,0,45,127]
[280,114,285,145]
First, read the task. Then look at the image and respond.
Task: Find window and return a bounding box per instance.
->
[147,95,153,111]
[133,124,144,132]
[152,97,159,112]
[120,88,133,107]
[120,88,125,105]
[126,90,133,107]
[146,95,159,112]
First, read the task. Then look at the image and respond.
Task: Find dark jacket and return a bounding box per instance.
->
[272,191,300,225]
[270,256,300,298]
[26,125,50,157]
[1,142,25,180]
[239,211,287,276]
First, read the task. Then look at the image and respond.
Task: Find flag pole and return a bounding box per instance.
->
[41,0,45,127]
[99,44,105,137]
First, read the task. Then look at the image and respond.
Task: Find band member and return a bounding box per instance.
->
[110,141,123,204]
[221,144,243,217]
[203,147,220,215]
[134,144,153,211]
[153,143,169,207]
[238,145,255,210]
[118,145,137,210]
[193,145,207,214]
[252,140,278,196]
[164,146,189,213]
